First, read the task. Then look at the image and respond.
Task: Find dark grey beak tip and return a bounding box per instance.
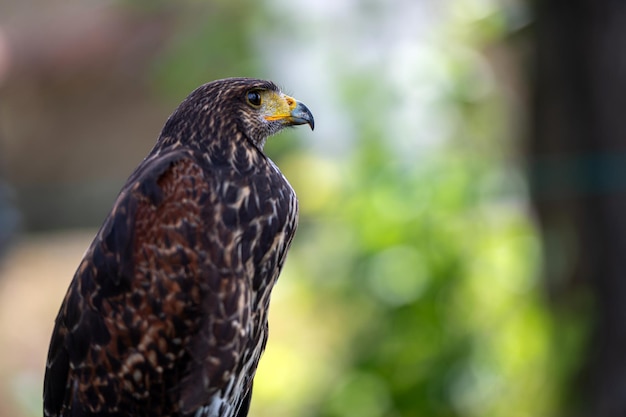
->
[292,101,314,131]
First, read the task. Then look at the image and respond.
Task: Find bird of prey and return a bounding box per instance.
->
[43,78,314,417]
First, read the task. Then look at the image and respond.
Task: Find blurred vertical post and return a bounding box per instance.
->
[528,0,626,415]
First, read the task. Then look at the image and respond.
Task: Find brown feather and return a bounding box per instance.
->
[43,78,306,417]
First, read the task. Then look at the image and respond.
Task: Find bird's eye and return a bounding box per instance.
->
[247,91,262,106]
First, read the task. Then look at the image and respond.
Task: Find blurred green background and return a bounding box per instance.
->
[0,0,603,416]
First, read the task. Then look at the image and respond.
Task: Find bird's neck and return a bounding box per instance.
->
[153,130,266,173]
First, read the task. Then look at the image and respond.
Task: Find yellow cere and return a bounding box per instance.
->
[262,91,298,121]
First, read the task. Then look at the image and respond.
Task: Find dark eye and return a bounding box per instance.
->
[247,90,262,106]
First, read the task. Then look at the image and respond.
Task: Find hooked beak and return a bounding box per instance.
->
[288,100,315,131]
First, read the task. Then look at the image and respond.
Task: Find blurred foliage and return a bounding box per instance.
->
[266,3,559,417]
[145,0,268,98]
[287,150,554,417]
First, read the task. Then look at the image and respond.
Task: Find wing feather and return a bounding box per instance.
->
[43,151,256,416]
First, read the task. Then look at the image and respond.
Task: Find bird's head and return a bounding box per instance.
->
[160,78,314,151]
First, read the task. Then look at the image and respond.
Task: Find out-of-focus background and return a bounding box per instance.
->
[1,0,625,416]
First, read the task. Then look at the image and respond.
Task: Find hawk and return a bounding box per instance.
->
[43,78,314,417]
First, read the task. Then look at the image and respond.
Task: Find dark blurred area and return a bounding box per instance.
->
[528,1,626,416]
[0,175,19,258]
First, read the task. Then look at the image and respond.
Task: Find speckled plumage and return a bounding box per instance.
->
[43,78,313,417]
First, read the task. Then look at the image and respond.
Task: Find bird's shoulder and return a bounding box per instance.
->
[43,147,296,417]
[43,149,211,416]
